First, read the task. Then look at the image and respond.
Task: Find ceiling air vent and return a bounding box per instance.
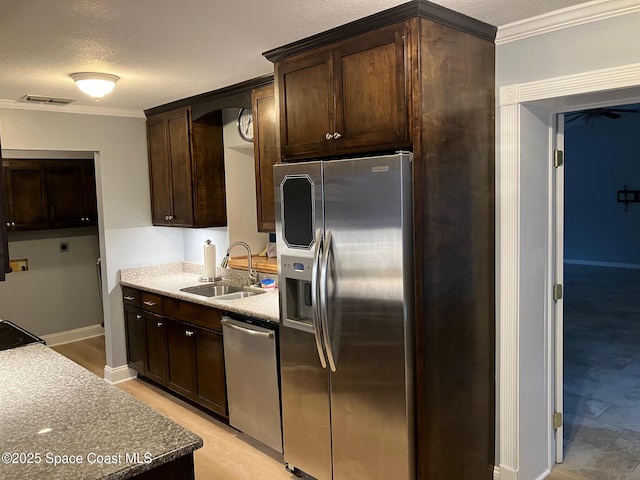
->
[19,95,75,105]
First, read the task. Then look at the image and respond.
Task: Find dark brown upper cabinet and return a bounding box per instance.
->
[3,159,97,232]
[46,160,97,228]
[3,160,48,231]
[252,84,278,232]
[146,107,226,227]
[275,22,410,161]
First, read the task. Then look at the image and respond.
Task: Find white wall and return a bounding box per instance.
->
[0,108,183,369]
[497,12,640,87]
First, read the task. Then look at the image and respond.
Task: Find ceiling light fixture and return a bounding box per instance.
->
[70,72,119,99]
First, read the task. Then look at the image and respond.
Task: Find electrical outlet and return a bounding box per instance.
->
[9,259,28,272]
[59,242,70,253]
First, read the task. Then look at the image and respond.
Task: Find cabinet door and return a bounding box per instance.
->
[82,163,98,226]
[193,327,227,417]
[334,23,409,153]
[46,161,86,228]
[165,319,196,398]
[124,305,146,374]
[252,84,278,232]
[277,51,334,159]
[147,115,173,226]
[166,109,194,226]
[3,160,48,230]
[145,313,167,386]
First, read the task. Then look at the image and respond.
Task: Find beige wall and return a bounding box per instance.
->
[0,229,101,336]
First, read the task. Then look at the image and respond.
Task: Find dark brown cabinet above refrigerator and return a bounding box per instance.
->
[146,107,227,227]
[273,22,410,161]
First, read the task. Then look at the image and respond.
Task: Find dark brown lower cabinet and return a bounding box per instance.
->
[124,305,146,375]
[123,288,228,419]
[193,327,226,416]
[166,318,197,398]
[145,313,167,385]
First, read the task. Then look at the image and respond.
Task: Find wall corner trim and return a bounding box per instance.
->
[496,0,640,45]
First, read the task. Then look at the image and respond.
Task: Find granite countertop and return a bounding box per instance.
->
[119,262,280,323]
[0,343,202,479]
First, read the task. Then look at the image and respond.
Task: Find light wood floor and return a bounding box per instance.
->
[52,336,294,480]
[52,336,586,480]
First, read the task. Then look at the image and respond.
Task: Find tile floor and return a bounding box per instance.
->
[552,264,640,479]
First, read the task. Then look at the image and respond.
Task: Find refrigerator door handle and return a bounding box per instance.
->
[311,228,328,369]
[320,229,338,372]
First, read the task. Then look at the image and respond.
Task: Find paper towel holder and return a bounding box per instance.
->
[200,239,221,282]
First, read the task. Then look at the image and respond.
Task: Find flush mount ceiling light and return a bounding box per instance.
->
[70,72,119,99]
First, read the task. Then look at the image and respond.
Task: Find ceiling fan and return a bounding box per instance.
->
[565,106,640,124]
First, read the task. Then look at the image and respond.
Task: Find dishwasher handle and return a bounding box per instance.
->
[221,318,274,339]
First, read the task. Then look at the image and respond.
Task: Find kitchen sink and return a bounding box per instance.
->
[179,284,243,297]
[215,290,264,301]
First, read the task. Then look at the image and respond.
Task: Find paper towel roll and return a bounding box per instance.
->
[204,242,216,280]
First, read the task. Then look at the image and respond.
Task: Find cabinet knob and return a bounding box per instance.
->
[6,222,10,228]
[11,222,15,227]
[168,215,174,221]
[325,133,333,140]
[165,215,169,221]
[136,314,142,320]
[333,132,342,139]
[185,330,194,337]
[157,322,163,327]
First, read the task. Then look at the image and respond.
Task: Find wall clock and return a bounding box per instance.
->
[238,107,254,142]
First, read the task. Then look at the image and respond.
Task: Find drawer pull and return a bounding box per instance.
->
[136,314,142,320]
[185,330,194,337]
[124,296,135,301]
[157,322,163,327]
[143,301,156,306]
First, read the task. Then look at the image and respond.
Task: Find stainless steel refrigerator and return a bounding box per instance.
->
[274,152,414,480]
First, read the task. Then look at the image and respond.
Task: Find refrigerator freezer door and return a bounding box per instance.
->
[280,325,332,480]
[323,153,414,480]
[275,160,332,479]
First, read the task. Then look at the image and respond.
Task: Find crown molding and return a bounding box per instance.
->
[0,99,145,118]
[496,0,640,45]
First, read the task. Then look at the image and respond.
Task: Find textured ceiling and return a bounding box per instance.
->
[0,0,592,112]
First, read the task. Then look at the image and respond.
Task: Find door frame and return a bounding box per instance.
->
[497,62,640,480]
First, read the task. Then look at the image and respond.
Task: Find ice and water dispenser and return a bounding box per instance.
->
[280,256,314,329]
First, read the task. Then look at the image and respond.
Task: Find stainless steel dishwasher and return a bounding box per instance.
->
[221,315,282,453]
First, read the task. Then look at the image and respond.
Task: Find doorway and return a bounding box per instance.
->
[497,63,640,480]
[552,104,640,478]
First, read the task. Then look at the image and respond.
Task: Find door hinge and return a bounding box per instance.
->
[553,412,563,429]
[554,150,564,168]
[553,283,563,301]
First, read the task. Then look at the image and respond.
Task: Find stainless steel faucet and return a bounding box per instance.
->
[220,241,258,286]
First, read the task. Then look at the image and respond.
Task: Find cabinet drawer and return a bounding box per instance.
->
[122,287,141,308]
[163,297,222,332]
[141,292,163,314]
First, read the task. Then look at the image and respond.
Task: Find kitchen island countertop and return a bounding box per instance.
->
[119,262,279,323]
[0,343,202,479]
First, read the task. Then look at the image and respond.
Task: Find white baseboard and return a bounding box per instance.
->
[41,324,104,346]
[564,259,640,270]
[104,365,137,385]
[498,464,517,480]
[494,465,501,479]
